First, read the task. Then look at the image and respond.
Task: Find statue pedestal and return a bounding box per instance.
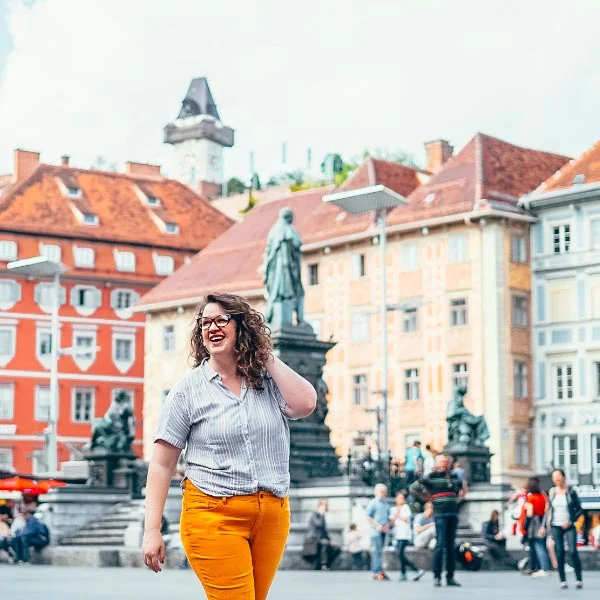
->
[443,443,492,484]
[83,451,146,498]
[270,322,340,482]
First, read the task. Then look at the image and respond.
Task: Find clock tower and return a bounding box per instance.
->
[164,77,234,198]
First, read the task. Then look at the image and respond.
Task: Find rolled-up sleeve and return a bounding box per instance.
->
[154,390,190,449]
[265,376,298,420]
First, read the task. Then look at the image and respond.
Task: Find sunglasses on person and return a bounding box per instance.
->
[199,313,241,330]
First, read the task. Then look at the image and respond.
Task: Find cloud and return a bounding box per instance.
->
[1,0,600,182]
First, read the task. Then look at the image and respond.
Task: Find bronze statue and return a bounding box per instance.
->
[87,391,136,453]
[446,385,489,447]
[263,207,305,328]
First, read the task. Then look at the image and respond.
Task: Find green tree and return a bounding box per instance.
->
[359,148,420,169]
[227,177,246,195]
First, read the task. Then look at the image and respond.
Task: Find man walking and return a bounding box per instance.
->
[411,454,464,588]
[404,440,424,484]
[365,483,391,581]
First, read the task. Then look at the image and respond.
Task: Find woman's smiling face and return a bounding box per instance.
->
[201,303,238,358]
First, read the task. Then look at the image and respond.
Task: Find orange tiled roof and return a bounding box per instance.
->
[0,164,233,250]
[137,134,568,309]
[535,140,600,193]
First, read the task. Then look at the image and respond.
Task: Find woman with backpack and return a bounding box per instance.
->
[520,477,551,577]
[541,469,584,590]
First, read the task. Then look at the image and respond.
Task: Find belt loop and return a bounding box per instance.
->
[281,498,284,507]
[223,496,227,504]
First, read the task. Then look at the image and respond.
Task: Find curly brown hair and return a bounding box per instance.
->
[190,292,272,390]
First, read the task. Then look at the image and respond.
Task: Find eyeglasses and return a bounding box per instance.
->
[199,313,239,331]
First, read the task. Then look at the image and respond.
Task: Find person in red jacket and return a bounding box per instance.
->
[520,478,551,576]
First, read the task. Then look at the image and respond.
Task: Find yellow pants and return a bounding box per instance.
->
[180,479,290,600]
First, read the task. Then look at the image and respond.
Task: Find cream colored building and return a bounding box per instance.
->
[137,135,568,484]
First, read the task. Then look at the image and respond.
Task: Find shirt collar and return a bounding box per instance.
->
[201,358,220,381]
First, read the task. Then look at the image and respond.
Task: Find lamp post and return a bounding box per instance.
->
[8,256,66,473]
[324,185,406,464]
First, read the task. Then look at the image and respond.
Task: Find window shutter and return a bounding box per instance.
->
[13,282,21,303]
[92,288,102,308]
[70,287,79,307]
[34,284,42,304]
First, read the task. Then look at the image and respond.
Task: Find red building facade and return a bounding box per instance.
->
[0,150,231,473]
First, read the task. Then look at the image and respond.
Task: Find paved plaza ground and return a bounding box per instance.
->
[0,566,597,599]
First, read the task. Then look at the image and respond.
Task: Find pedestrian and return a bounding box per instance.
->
[422,444,436,478]
[10,510,50,564]
[452,460,465,485]
[404,441,424,484]
[482,510,518,569]
[391,492,425,582]
[413,501,437,549]
[521,477,551,577]
[542,468,583,589]
[142,292,317,600]
[0,513,16,563]
[411,454,464,588]
[345,523,367,570]
[304,499,340,570]
[365,483,392,581]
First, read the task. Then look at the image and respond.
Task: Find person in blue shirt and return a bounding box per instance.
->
[404,441,424,484]
[365,483,392,580]
[11,511,50,564]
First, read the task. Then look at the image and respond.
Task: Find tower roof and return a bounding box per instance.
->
[177,77,220,120]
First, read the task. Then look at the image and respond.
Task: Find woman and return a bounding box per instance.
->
[304,499,339,570]
[542,469,583,589]
[521,477,551,577]
[390,492,425,582]
[482,510,518,569]
[142,293,316,600]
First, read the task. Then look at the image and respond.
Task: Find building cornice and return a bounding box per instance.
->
[520,182,600,211]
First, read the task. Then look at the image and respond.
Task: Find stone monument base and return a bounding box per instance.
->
[443,443,492,484]
[84,451,146,498]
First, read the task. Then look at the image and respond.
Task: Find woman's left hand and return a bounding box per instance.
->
[562,521,571,530]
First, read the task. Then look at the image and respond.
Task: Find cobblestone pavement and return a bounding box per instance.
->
[1,565,598,599]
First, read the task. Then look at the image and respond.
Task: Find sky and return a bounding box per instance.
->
[1,0,600,183]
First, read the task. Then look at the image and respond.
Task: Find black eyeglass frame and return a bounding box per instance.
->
[199,312,242,330]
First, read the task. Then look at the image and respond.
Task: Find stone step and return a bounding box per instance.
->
[84,522,131,531]
[60,535,125,546]
[66,527,126,537]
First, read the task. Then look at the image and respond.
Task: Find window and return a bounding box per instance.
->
[512,296,528,328]
[553,435,578,483]
[308,264,319,286]
[115,250,136,272]
[452,363,468,391]
[75,335,94,360]
[351,312,370,342]
[67,186,81,197]
[352,374,368,406]
[146,195,160,206]
[555,364,573,400]
[595,362,600,399]
[404,369,420,401]
[83,213,99,225]
[35,386,50,422]
[71,286,100,310]
[0,240,17,261]
[110,289,139,314]
[592,434,600,484]
[0,384,14,419]
[514,431,530,466]
[450,298,467,326]
[514,361,528,398]
[115,338,132,362]
[591,220,600,249]
[402,242,419,271]
[154,254,174,276]
[0,280,20,307]
[553,224,571,254]
[74,246,95,268]
[0,449,12,470]
[40,243,62,263]
[39,332,52,357]
[352,253,366,278]
[163,325,175,353]
[34,282,66,309]
[165,223,180,234]
[0,328,15,357]
[448,234,467,263]
[402,307,418,333]
[511,234,527,263]
[72,388,94,423]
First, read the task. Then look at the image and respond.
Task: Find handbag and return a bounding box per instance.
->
[302,534,319,560]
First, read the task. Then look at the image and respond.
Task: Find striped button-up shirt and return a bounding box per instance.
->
[155,359,292,497]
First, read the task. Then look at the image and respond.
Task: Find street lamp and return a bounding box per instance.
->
[324,184,407,464]
[8,256,66,473]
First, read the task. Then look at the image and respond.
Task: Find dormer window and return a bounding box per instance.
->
[83,213,99,226]
[147,195,160,206]
[165,223,179,234]
[68,186,81,197]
